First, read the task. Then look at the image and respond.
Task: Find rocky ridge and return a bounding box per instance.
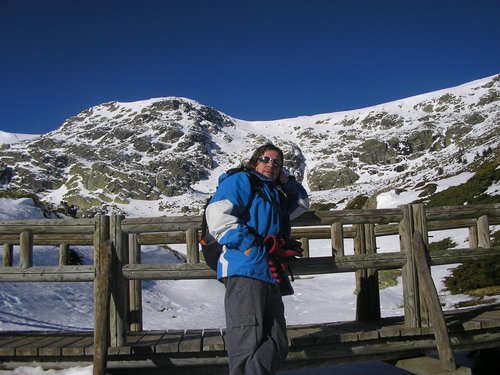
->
[0,74,498,217]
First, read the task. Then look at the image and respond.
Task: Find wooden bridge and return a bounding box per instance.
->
[1,203,499,374]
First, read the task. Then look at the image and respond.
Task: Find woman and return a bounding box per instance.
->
[205,143,309,375]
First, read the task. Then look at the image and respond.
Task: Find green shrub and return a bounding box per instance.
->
[379,269,401,289]
[443,229,500,294]
[492,231,500,246]
[429,237,457,252]
[68,249,84,265]
[444,261,500,294]
[426,161,500,207]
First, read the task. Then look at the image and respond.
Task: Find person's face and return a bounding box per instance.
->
[254,149,282,182]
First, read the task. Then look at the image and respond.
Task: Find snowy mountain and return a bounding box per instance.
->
[0,74,499,217]
[0,131,39,145]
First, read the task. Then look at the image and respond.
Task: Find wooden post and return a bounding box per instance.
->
[399,204,420,328]
[412,205,429,244]
[3,243,13,266]
[109,215,128,347]
[411,231,457,372]
[468,226,478,248]
[353,224,380,320]
[477,215,491,248]
[59,243,69,266]
[128,232,143,332]
[19,230,33,269]
[300,237,310,258]
[365,223,381,319]
[93,215,111,375]
[412,204,430,327]
[331,222,344,257]
[354,222,380,321]
[186,227,199,264]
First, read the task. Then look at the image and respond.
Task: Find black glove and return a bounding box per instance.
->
[267,258,295,296]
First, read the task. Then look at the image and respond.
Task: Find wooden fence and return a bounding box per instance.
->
[1,203,500,374]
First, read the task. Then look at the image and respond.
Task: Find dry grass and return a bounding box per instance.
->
[453,285,500,308]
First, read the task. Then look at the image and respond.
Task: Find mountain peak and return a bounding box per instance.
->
[1,74,498,217]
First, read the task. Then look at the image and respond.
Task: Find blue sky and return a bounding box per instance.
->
[1,0,499,135]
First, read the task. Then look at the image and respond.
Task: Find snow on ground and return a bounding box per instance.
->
[0,131,39,145]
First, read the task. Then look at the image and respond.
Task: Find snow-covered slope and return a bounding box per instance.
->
[0,74,498,218]
[0,131,40,145]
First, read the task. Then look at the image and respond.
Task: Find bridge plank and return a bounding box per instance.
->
[154,330,184,353]
[202,329,225,352]
[378,326,403,338]
[287,325,327,346]
[469,314,500,329]
[1,335,47,356]
[179,329,202,353]
[356,329,380,340]
[289,324,342,346]
[108,333,146,355]
[38,334,73,357]
[130,330,166,355]
[15,336,43,356]
[39,335,90,356]
[16,335,61,356]
[72,336,94,356]
[0,336,27,355]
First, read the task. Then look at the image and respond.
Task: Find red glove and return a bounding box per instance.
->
[268,259,289,283]
[264,235,303,259]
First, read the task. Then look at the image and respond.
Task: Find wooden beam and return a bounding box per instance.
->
[399,204,420,328]
[331,222,344,256]
[0,266,95,282]
[109,215,128,348]
[477,215,491,248]
[128,232,142,332]
[186,227,199,264]
[412,231,457,372]
[3,243,13,266]
[93,215,111,375]
[425,204,500,221]
[19,230,33,269]
[0,218,95,234]
[394,356,471,374]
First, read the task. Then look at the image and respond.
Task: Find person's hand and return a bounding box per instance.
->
[278,168,291,185]
[264,235,303,259]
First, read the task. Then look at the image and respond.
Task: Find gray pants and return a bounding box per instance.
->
[224,277,288,375]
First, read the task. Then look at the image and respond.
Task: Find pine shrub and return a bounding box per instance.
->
[426,161,500,207]
[443,230,500,294]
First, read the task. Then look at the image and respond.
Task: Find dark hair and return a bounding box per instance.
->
[247,143,284,170]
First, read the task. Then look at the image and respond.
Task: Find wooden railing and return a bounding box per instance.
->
[1,203,499,374]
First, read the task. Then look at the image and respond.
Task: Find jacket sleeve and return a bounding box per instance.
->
[205,173,257,253]
[282,176,310,220]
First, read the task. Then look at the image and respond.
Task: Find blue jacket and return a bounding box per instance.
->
[205,169,309,283]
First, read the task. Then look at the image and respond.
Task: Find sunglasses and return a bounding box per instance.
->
[258,156,282,167]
